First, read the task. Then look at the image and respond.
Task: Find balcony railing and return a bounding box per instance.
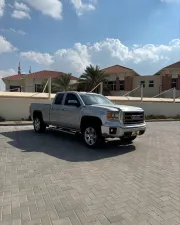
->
[123,85,144,101]
[153,87,177,103]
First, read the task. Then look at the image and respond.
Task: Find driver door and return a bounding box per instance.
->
[61,93,82,130]
[50,93,65,126]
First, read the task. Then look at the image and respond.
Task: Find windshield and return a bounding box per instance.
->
[80,94,114,106]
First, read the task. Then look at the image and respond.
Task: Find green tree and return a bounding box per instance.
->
[77,65,110,95]
[42,73,75,93]
[53,73,72,92]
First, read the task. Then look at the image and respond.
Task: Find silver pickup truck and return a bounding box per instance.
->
[30,91,146,147]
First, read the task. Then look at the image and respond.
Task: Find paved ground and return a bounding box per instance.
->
[0,122,180,225]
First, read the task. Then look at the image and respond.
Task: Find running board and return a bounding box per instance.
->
[49,126,79,135]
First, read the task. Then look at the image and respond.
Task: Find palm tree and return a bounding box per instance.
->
[77,65,110,95]
[53,73,72,92]
[42,73,74,93]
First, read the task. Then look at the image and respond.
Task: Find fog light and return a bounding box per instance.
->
[139,130,145,135]
[109,128,117,134]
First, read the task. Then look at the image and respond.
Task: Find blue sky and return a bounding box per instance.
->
[0,0,180,89]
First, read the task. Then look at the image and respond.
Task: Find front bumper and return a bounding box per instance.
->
[101,123,146,138]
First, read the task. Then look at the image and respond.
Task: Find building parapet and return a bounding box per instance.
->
[0,91,180,103]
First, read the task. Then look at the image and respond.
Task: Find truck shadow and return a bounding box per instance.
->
[1,128,136,162]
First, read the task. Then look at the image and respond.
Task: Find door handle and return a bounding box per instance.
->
[52,107,55,110]
[62,108,66,111]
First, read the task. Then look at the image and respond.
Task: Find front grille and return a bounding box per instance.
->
[123,112,144,125]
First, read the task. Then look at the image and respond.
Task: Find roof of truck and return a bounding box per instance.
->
[56,91,101,95]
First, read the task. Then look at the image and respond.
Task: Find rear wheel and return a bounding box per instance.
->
[33,116,46,133]
[82,124,102,148]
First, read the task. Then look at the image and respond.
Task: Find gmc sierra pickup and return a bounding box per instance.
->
[30,91,146,147]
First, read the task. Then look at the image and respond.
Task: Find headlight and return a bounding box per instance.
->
[107,112,119,121]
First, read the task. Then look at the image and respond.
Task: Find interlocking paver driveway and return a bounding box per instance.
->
[0,122,180,225]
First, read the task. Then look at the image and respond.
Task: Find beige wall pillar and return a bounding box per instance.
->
[124,76,133,91]
[116,77,120,91]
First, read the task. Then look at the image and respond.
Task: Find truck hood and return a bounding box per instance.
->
[90,104,144,112]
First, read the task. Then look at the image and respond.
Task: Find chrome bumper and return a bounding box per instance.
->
[101,123,146,138]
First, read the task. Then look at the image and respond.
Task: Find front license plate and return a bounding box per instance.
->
[131,131,137,136]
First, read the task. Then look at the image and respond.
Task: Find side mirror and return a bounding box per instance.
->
[68,100,80,107]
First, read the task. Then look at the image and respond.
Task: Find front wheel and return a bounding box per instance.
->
[82,125,102,148]
[120,135,137,143]
[33,117,46,133]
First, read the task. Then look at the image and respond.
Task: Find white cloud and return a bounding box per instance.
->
[0,69,16,91]
[12,1,31,19]
[12,9,31,19]
[161,0,180,3]
[0,0,5,17]
[71,0,97,16]
[53,43,91,73]
[0,28,27,35]
[0,36,17,53]
[52,38,180,75]
[14,2,29,11]
[24,0,63,19]
[20,51,54,65]
[20,38,180,75]
[0,69,16,78]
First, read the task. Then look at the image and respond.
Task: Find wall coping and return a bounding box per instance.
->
[108,96,180,103]
[0,92,55,99]
[0,91,180,103]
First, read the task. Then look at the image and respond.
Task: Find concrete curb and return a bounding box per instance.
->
[146,119,180,122]
[0,119,180,126]
[0,122,33,126]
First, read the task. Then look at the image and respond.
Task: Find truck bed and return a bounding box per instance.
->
[30,103,51,123]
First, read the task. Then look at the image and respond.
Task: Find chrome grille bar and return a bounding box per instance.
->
[123,112,144,124]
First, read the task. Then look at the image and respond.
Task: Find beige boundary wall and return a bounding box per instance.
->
[0,92,180,121]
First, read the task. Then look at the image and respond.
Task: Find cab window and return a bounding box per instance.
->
[54,93,64,105]
[65,93,80,105]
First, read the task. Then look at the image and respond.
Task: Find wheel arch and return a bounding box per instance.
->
[80,116,102,131]
[33,110,43,120]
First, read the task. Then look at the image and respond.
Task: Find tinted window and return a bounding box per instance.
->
[80,94,114,106]
[65,93,79,105]
[149,80,154,88]
[54,93,64,105]
[107,81,116,91]
[120,80,124,90]
[140,81,145,88]
[171,78,177,88]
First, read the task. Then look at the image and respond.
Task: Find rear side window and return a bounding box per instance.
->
[54,93,64,105]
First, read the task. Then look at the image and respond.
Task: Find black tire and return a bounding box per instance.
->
[33,116,46,133]
[120,135,137,142]
[82,123,102,148]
